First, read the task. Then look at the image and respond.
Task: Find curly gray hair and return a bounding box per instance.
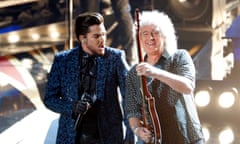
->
[139,10,177,56]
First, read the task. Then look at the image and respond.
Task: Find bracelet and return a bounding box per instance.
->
[132,126,140,134]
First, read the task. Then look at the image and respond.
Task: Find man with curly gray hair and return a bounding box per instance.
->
[125,10,205,144]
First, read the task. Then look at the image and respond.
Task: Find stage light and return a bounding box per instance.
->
[218,128,234,144]
[168,0,209,22]
[218,92,235,108]
[218,88,238,108]
[50,31,60,39]
[195,80,240,143]
[202,126,210,142]
[7,34,20,43]
[195,90,211,107]
[31,33,40,40]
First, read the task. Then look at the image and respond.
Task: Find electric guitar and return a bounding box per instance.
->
[135,8,162,144]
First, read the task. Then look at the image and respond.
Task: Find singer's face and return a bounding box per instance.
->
[81,23,106,56]
[140,24,165,55]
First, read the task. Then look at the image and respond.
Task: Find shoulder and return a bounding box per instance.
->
[177,49,189,55]
[105,47,123,56]
[176,49,190,56]
[104,47,125,60]
[53,47,78,63]
[166,49,193,70]
[55,47,78,57]
[171,49,192,61]
[173,49,189,56]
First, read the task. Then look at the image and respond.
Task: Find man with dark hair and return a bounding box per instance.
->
[44,12,133,144]
[80,0,135,65]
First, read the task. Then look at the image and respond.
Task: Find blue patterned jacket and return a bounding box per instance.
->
[44,46,133,144]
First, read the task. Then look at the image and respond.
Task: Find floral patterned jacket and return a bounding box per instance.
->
[44,46,133,144]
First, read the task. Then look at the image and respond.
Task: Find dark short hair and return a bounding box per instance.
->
[75,12,104,41]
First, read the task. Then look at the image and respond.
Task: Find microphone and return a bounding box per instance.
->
[74,113,83,130]
[74,102,91,131]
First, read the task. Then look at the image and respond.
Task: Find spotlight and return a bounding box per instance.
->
[195,88,212,107]
[218,128,234,144]
[7,34,20,43]
[218,88,238,109]
[31,33,40,40]
[195,80,240,143]
[202,126,210,142]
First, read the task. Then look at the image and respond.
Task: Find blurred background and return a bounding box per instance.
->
[1,0,240,143]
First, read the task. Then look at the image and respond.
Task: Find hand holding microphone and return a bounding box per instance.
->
[73,93,94,116]
[73,92,95,130]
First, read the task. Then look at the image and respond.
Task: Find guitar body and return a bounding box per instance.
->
[140,84,162,144]
[145,96,162,144]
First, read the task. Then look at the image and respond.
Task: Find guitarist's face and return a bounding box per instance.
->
[140,24,165,55]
